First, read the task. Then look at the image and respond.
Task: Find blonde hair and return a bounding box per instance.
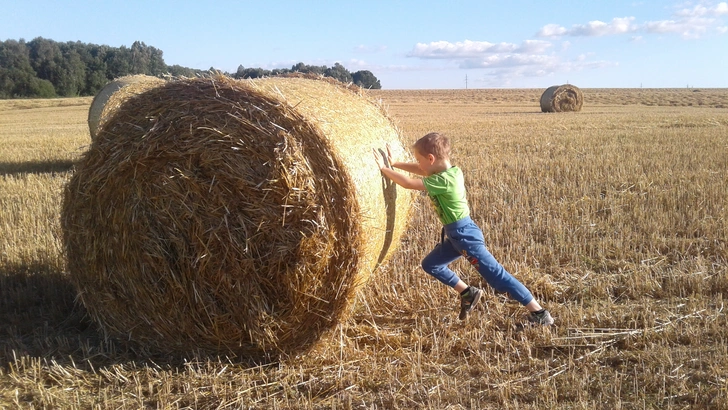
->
[413,132,450,160]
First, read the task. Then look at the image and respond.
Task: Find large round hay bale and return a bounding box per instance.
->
[540,84,583,112]
[87,75,165,139]
[62,75,412,358]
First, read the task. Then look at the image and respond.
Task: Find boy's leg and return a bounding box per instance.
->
[470,246,533,305]
[421,239,463,287]
[453,226,534,306]
[422,239,483,320]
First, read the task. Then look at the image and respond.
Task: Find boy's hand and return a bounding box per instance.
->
[372,145,393,170]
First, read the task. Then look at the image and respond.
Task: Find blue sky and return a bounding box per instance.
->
[2,0,726,89]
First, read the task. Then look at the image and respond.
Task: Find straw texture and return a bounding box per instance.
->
[540,84,584,112]
[87,75,165,139]
[63,75,412,357]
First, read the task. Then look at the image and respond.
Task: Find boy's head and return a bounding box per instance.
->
[413,132,451,160]
[412,132,452,176]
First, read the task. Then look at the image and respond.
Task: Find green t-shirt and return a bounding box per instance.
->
[422,166,470,225]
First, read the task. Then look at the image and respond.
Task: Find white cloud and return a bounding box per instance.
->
[573,17,637,36]
[517,40,553,53]
[406,36,613,84]
[408,40,523,58]
[402,1,725,85]
[345,59,369,69]
[537,24,567,37]
[538,1,728,39]
[642,18,707,37]
[538,17,636,37]
[643,16,714,38]
[459,54,557,69]
[676,2,728,17]
[643,1,728,38]
[472,58,615,87]
[718,2,728,14]
[408,39,551,59]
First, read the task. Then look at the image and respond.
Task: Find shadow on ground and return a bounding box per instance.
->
[0,263,274,372]
[0,160,75,176]
[0,263,108,369]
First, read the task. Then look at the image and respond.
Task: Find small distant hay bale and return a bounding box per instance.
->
[62,75,412,358]
[87,75,165,139]
[540,84,583,112]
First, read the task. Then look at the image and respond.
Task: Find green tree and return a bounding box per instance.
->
[148,46,166,75]
[1,38,384,98]
[167,64,201,77]
[129,41,166,75]
[28,37,61,83]
[83,44,110,95]
[324,63,352,83]
[105,46,131,79]
[130,41,151,74]
[270,68,291,76]
[236,67,270,79]
[352,70,381,89]
[27,76,56,97]
[55,44,86,96]
[291,62,324,75]
[0,39,57,97]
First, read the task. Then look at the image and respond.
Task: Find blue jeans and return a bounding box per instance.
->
[421,216,534,306]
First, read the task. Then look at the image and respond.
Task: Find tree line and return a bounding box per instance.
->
[0,38,381,99]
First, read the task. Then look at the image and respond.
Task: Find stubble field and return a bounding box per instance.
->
[1,88,727,409]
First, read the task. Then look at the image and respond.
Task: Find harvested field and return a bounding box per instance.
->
[1,87,727,409]
[372,87,728,109]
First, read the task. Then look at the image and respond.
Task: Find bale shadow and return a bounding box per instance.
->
[375,148,397,266]
[0,160,75,176]
[0,262,107,369]
[0,263,274,372]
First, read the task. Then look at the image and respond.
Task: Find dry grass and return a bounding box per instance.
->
[375,88,728,109]
[1,88,727,409]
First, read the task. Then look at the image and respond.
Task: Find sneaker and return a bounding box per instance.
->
[458,287,483,320]
[527,309,554,326]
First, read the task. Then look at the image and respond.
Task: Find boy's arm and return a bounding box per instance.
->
[391,161,426,176]
[380,167,426,191]
[373,148,426,191]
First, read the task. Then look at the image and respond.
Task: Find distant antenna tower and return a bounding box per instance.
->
[465,75,468,89]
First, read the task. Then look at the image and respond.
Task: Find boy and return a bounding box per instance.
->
[373,132,553,325]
